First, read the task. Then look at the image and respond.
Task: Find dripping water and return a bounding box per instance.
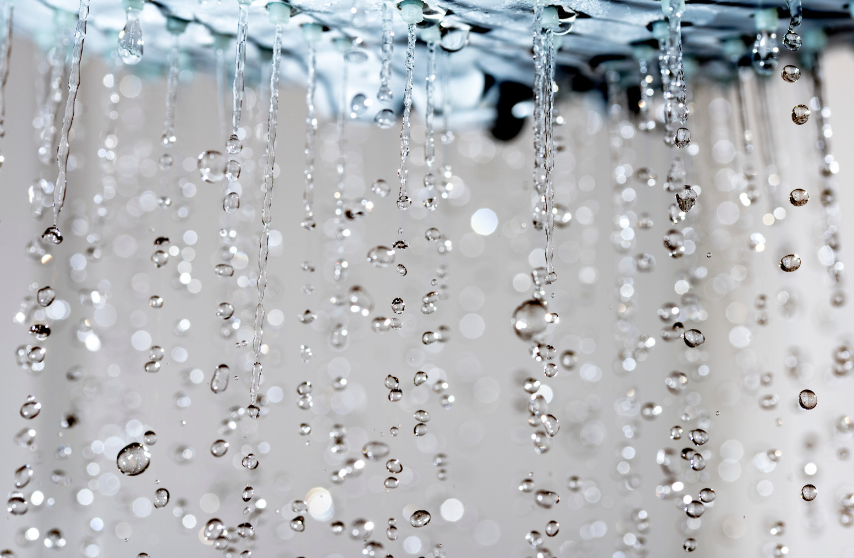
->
[423,39,437,202]
[250,18,285,408]
[377,1,393,102]
[45,0,92,245]
[0,0,14,141]
[397,24,416,210]
[38,23,70,166]
[302,31,318,230]
[159,29,181,171]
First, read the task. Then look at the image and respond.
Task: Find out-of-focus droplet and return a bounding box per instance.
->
[198,150,226,182]
[781,65,800,82]
[780,254,801,272]
[210,440,229,457]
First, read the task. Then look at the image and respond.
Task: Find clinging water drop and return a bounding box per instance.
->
[117,0,144,65]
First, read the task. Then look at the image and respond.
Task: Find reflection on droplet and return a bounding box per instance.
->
[116,443,151,476]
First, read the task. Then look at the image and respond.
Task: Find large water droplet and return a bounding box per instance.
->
[198,150,226,182]
[116,443,151,476]
[409,510,431,527]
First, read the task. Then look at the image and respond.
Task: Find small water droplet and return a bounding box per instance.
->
[41,226,63,245]
[214,264,235,277]
[241,454,258,470]
[798,389,817,410]
[792,104,810,125]
[675,127,691,148]
[153,488,169,508]
[210,439,229,457]
[143,431,157,445]
[780,254,801,272]
[802,483,817,501]
[781,65,800,82]
[371,179,390,197]
[223,192,240,212]
[148,295,163,308]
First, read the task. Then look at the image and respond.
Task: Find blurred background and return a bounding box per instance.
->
[3,1,854,558]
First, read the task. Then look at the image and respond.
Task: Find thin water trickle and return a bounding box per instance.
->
[397,24,416,209]
[0,0,13,140]
[377,1,394,102]
[302,25,319,230]
[46,0,92,244]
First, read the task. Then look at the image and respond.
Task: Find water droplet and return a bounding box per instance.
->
[28,324,50,341]
[675,127,691,148]
[37,286,56,307]
[781,65,800,82]
[541,414,560,437]
[226,135,242,154]
[682,329,705,348]
[214,264,235,277]
[683,538,697,552]
[374,108,395,128]
[210,440,229,457]
[802,483,817,501]
[19,397,41,419]
[409,510,431,527]
[158,153,173,170]
[670,426,683,440]
[685,500,705,518]
[699,487,716,503]
[526,530,543,548]
[396,264,408,276]
[223,192,240,212]
[780,254,801,272]
[635,253,656,272]
[792,104,810,125]
[198,150,226,182]
[414,371,428,386]
[148,295,163,308]
[367,246,395,267]
[689,429,708,446]
[225,159,241,181]
[798,389,817,410]
[14,465,33,489]
[425,227,442,241]
[690,453,706,471]
[42,226,63,245]
[6,494,27,515]
[362,441,390,461]
[153,488,169,508]
[512,300,549,341]
[215,302,234,320]
[116,442,151,476]
[371,178,390,197]
[241,454,259,470]
[117,9,144,64]
[789,188,808,206]
[237,522,255,538]
[783,31,801,50]
[151,250,169,268]
[676,186,697,212]
[396,195,412,210]
[545,520,559,537]
[534,490,560,509]
[143,431,157,445]
[210,365,229,394]
[414,423,428,436]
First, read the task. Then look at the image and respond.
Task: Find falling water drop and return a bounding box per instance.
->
[197,150,226,182]
[791,104,810,125]
[223,192,240,212]
[153,488,169,508]
[211,364,229,394]
[798,389,817,410]
[802,484,817,501]
[789,188,808,206]
[374,108,395,129]
[780,254,801,272]
[377,1,394,101]
[116,442,151,476]
[409,510,431,528]
[19,397,41,419]
[216,302,234,319]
